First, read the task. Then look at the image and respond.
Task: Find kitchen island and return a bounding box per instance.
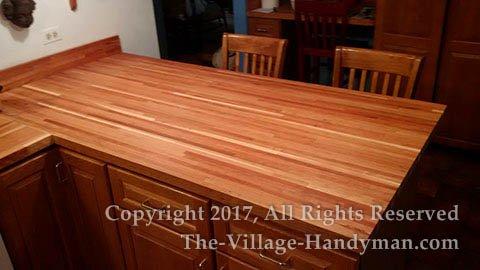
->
[0,37,445,269]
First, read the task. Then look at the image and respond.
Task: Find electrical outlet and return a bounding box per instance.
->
[42,26,62,45]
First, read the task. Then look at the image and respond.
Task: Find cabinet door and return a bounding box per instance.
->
[0,151,69,270]
[117,213,213,270]
[374,0,447,101]
[434,0,480,149]
[50,148,125,269]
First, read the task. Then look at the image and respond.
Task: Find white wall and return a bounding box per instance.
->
[0,0,160,69]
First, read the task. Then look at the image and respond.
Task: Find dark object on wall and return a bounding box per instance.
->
[1,0,36,28]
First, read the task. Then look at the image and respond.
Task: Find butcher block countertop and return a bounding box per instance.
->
[0,52,445,245]
[0,115,52,170]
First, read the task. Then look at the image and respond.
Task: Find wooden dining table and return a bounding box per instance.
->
[0,36,445,256]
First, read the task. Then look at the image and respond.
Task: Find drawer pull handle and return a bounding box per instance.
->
[55,162,69,183]
[256,28,268,32]
[140,199,166,211]
[198,258,207,269]
[259,249,290,268]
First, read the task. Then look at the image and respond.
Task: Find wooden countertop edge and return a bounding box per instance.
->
[0,133,54,171]
[365,111,446,248]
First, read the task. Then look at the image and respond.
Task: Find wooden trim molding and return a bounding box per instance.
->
[0,36,122,92]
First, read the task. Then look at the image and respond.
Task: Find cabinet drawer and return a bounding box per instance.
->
[248,18,281,38]
[108,166,210,238]
[117,209,213,270]
[213,212,358,270]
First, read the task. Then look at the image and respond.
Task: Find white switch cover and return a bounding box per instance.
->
[42,26,62,45]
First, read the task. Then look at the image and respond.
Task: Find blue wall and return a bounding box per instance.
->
[233,0,247,34]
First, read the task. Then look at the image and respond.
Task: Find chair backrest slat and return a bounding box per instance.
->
[221,33,287,78]
[259,55,265,76]
[267,56,273,76]
[234,52,240,72]
[359,70,367,91]
[348,68,355,89]
[252,54,257,75]
[243,53,249,73]
[382,73,390,95]
[393,75,402,97]
[370,71,379,93]
[333,46,423,98]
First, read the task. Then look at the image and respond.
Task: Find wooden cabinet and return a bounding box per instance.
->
[109,166,213,270]
[434,0,480,149]
[375,0,480,149]
[374,0,447,101]
[49,149,125,269]
[0,147,125,269]
[0,150,70,270]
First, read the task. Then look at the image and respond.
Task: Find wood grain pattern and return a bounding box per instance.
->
[0,36,121,92]
[0,52,445,245]
[0,115,52,170]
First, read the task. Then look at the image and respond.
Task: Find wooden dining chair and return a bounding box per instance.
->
[295,0,354,83]
[221,33,288,78]
[332,46,423,98]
